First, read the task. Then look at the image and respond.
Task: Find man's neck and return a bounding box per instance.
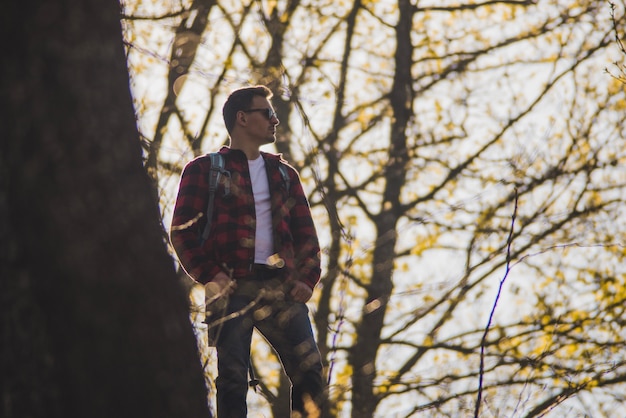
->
[229,140,260,160]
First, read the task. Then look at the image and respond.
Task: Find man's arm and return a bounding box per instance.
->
[288,168,322,292]
[170,158,223,284]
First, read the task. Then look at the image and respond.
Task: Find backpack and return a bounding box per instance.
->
[200,152,291,243]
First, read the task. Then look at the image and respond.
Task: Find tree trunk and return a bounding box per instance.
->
[0,2,211,418]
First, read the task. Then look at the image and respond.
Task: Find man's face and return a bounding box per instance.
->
[242,96,280,146]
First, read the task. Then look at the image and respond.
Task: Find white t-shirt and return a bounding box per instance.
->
[248,156,274,264]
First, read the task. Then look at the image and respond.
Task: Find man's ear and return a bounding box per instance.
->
[236,110,247,127]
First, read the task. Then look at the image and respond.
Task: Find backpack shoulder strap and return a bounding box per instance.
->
[278,162,290,195]
[201,153,226,242]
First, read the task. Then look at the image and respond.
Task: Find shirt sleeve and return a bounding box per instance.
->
[170,158,223,284]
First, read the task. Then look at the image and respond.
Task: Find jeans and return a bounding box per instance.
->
[214,277,325,418]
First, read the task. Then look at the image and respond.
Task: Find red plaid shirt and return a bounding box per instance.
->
[170,147,321,289]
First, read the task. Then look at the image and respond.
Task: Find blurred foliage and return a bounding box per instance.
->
[122,0,626,416]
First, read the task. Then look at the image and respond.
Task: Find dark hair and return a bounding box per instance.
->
[222,85,273,134]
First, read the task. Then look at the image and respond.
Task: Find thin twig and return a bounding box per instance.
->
[474,188,519,418]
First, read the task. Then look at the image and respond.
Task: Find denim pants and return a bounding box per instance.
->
[214,276,325,418]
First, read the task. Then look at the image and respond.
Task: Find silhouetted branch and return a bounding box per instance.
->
[475,188,519,417]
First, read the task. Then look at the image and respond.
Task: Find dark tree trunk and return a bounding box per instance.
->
[0,2,211,418]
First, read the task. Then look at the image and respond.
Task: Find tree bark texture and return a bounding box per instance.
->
[1,2,211,418]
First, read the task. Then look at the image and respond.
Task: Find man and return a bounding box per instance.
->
[170,85,325,417]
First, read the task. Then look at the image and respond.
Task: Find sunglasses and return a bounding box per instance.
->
[243,108,278,120]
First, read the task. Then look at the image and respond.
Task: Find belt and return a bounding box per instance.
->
[253,263,277,272]
[226,262,280,272]
[249,263,283,281]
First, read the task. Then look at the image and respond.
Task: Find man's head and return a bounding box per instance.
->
[223,85,275,134]
[222,85,280,154]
